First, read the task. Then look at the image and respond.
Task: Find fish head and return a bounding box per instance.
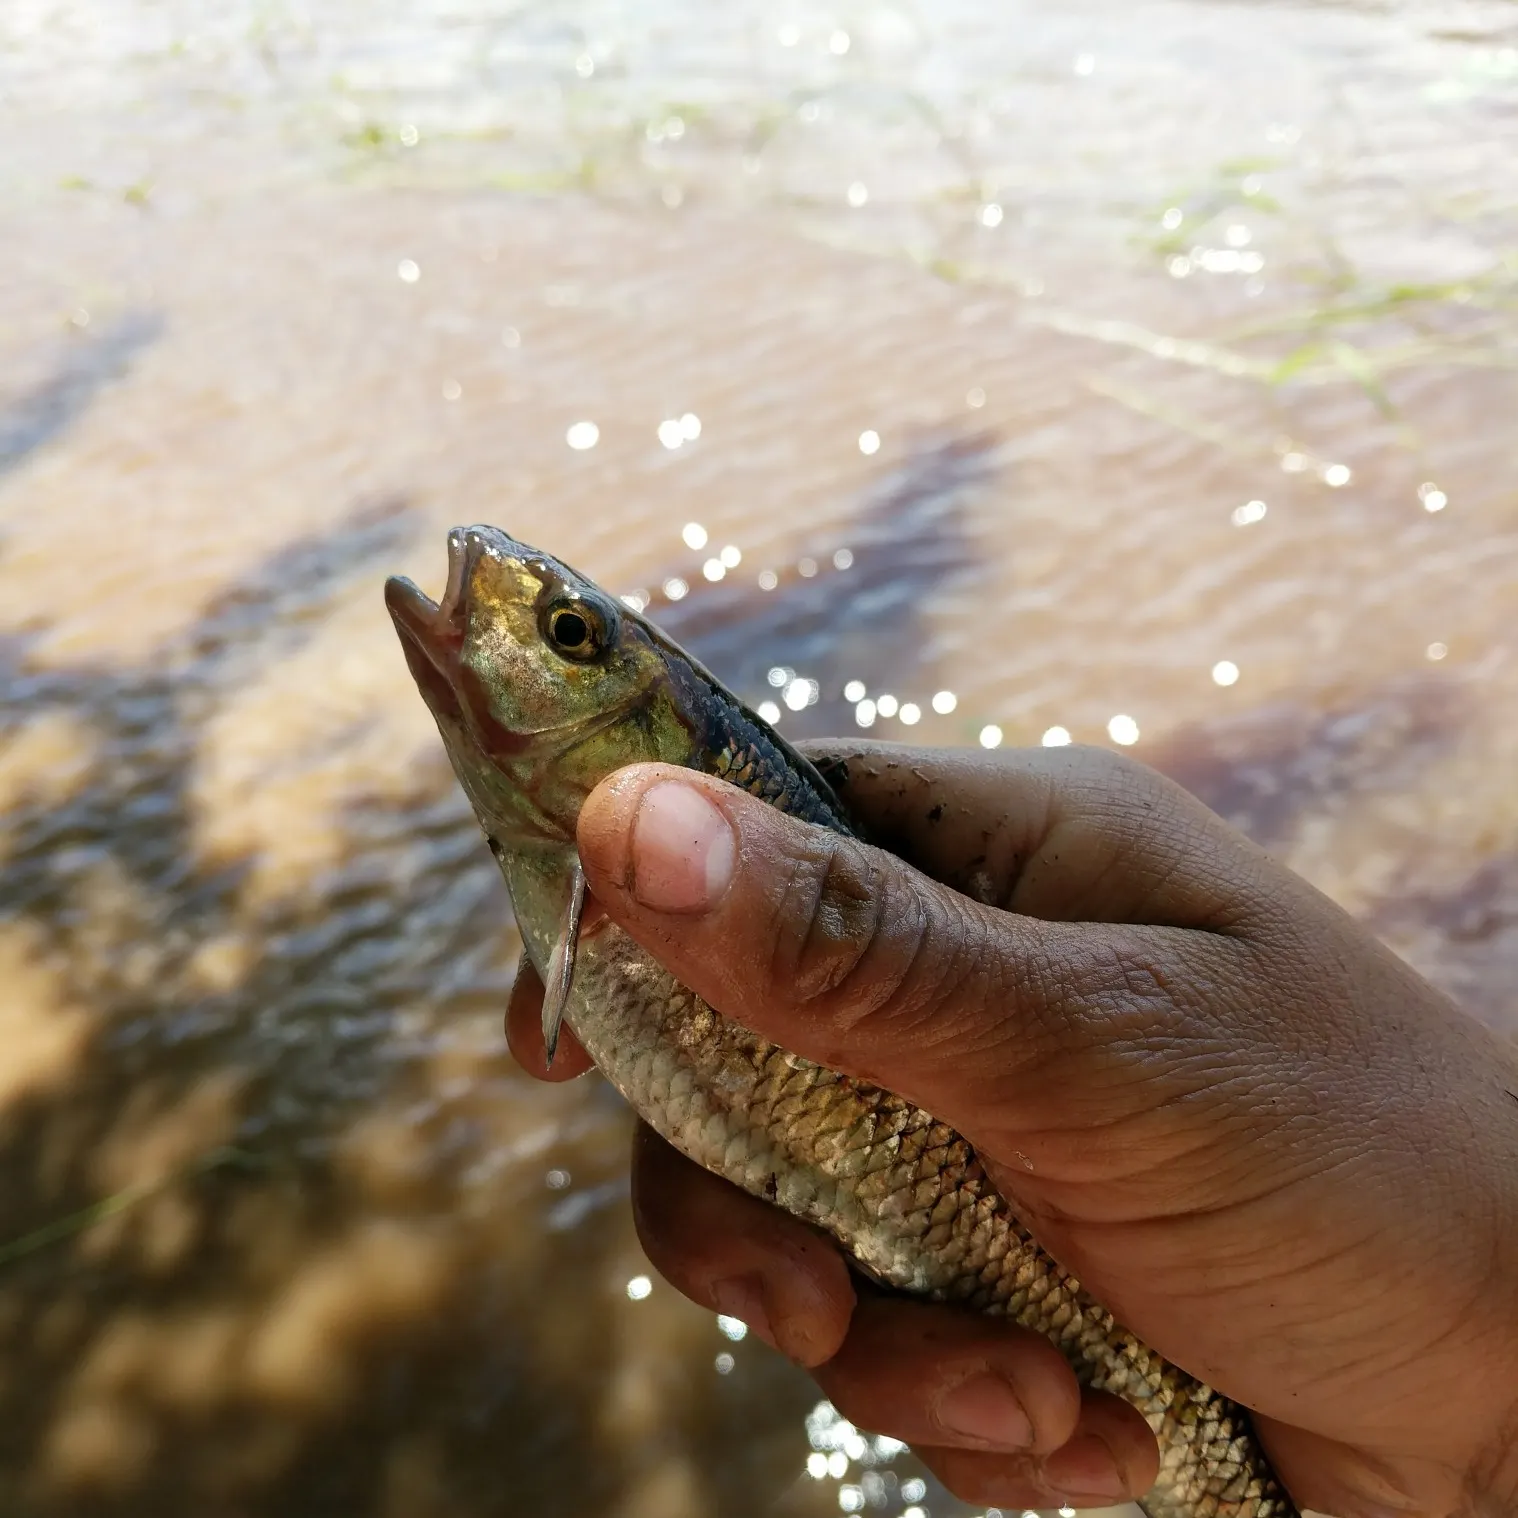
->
[385,525,698,847]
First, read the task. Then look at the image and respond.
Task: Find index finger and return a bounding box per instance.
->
[795,739,1279,932]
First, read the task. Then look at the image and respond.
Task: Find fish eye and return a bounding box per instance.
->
[543,597,606,662]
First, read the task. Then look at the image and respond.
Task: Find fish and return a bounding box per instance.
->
[384,524,1299,1518]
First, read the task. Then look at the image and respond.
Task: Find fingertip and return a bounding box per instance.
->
[1039,1391,1159,1507]
[505,958,594,1081]
[630,1124,855,1368]
[915,1386,1160,1511]
[577,762,672,896]
[814,1298,1083,1458]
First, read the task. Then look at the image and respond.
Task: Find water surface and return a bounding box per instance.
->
[1,2,1515,1514]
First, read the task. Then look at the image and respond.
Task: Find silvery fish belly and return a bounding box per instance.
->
[384,525,1299,1518]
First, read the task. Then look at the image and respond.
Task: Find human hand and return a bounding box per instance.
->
[506,742,1518,1518]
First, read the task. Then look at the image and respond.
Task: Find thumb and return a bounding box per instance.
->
[574,762,1229,1145]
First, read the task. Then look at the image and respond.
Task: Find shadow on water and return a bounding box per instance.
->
[1368,855,1518,1035]
[0,314,165,479]
[1149,674,1518,1032]
[646,430,998,737]
[1147,673,1468,850]
[0,438,998,1515]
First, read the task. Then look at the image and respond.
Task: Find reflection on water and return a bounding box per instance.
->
[1,0,1516,1514]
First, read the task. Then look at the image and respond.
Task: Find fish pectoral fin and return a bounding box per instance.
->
[540,859,587,1067]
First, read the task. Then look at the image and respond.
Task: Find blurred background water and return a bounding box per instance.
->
[1,1,1516,1514]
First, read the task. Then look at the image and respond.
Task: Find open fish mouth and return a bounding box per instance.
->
[383,527,474,724]
[384,526,551,748]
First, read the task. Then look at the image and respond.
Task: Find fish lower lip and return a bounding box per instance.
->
[384,575,465,722]
[383,574,443,641]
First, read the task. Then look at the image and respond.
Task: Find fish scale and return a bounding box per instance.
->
[384,524,1300,1518]
[560,913,1289,1518]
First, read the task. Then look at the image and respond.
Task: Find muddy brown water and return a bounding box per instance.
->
[1,2,1516,1515]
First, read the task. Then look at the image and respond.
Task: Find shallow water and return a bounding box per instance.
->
[1,2,1515,1515]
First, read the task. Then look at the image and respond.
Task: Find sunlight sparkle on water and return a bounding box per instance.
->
[785,678,820,711]
[1162,207,1184,230]
[1043,726,1072,747]
[619,591,649,612]
[681,412,702,440]
[1060,1507,1077,1517]
[876,694,899,718]
[1420,482,1448,512]
[980,202,1004,228]
[545,1168,570,1190]
[779,23,800,46]
[967,386,986,408]
[1233,499,1268,526]
[838,1485,863,1512]
[682,522,708,550]
[1427,642,1449,661]
[566,420,599,450]
[758,569,779,590]
[933,690,957,714]
[658,418,685,449]
[900,703,921,725]
[768,667,793,688]
[900,1509,924,1518]
[714,1352,735,1375]
[1074,52,1095,74]
[833,548,854,570]
[799,557,819,577]
[720,544,742,568]
[807,1453,829,1479]
[845,681,867,702]
[625,1275,652,1300]
[399,122,419,146]
[702,559,725,582]
[1324,463,1352,487]
[662,577,688,600]
[758,701,782,724]
[980,725,1004,749]
[1109,715,1140,745]
[855,699,877,728]
[847,181,869,207]
[858,430,880,455]
[397,258,420,282]
[575,52,594,77]
[827,1451,849,1478]
[442,379,461,400]
[830,29,851,54]
[717,1315,748,1341]
[900,1479,927,1501]
[1213,661,1240,687]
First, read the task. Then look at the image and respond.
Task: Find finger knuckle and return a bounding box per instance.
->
[769,837,934,1027]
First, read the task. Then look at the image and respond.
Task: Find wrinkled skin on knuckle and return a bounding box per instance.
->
[767,835,922,1017]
